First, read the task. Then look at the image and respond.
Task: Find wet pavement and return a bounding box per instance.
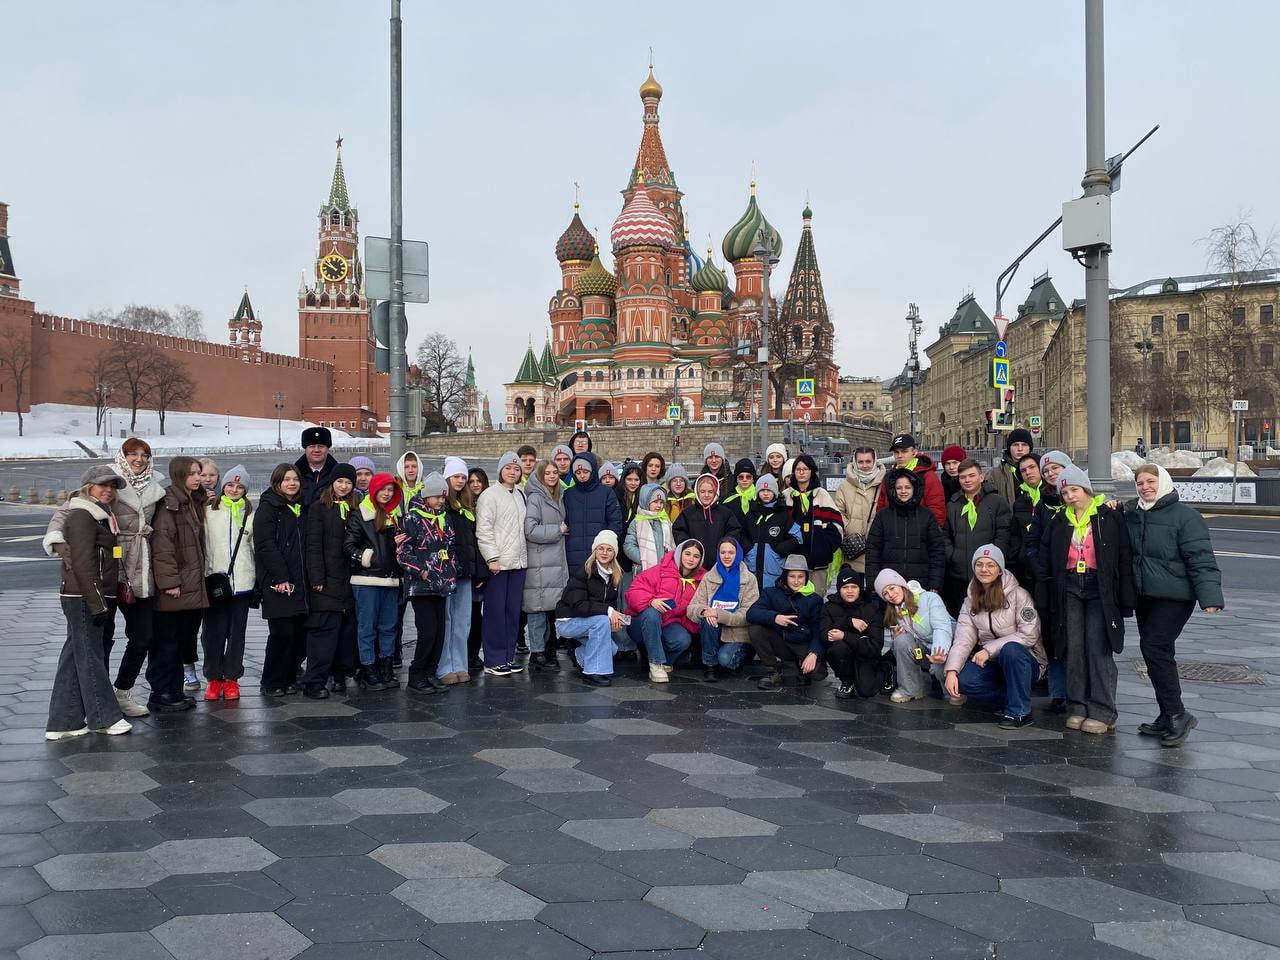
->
[2,589,1280,958]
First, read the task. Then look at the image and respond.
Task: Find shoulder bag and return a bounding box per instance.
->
[206,517,247,604]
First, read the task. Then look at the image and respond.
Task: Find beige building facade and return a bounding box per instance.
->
[837,376,892,427]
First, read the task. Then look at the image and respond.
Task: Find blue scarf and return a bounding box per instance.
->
[711,541,742,607]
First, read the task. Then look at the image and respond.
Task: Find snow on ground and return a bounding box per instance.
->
[1194,456,1257,478]
[1111,453,1136,481]
[1147,447,1205,470]
[0,404,386,459]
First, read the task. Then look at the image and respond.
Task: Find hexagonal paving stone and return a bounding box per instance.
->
[524,723,616,741]
[26,888,173,934]
[646,807,779,839]
[59,753,156,772]
[475,748,580,769]
[333,787,449,816]
[743,868,907,912]
[366,721,457,740]
[34,852,168,891]
[16,932,175,960]
[228,753,324,776]
[823,761,944,783]
[856,814,1004,844]
[1070,785,1213,814]
[243,797,359,827]
[779,741,885,762]
[645,883,812,931]
[760,704,853,721]
[264,855,405,896]
[277,700,361,718]
[499,767,612,793]
[307,745,405,768]
[500,861,650,903]
[587,718,682,736]
[148,871,294,916]
[683,774,806,799]
[47,794,161,823]
[152,911,311,960]
[560,818,693,851]
[392,877,544,922]
[538,900,705,953]
[646,753,757,776]
[147,837,278,875]
[369,842,508,879]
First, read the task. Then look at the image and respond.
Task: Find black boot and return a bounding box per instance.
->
[360,663,386,692]
[703,666,719,683]
[1160,713,1197,748]
[329,675,347,694]
[381,657,400,689]
[1139,714,1170,737]
[757,669,784,691]
[529,652,547,670]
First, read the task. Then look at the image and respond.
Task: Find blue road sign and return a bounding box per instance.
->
[995,341,1007,358]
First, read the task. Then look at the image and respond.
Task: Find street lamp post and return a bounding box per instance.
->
[753,232,780,460]
[906,304,921,437]
[273,392,286,449]
[96,382,111,453]
[1082,0,1113,487]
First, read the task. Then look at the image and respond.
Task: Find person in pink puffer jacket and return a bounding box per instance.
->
[624,540,705,683]
[944,543,1047,729]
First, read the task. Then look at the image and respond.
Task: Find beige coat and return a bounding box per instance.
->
[831,464,885,574]
[686,562,760,647]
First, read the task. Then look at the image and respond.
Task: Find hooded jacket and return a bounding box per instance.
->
[305,493,354,614]
[821,590,885,657]
[879,580,953,654]
[742,497,801,589]
[563,452,625,569]
[59,495,120,616]
[395,451,424,505]
[747,575,825,655]
[672,476,742,570]
[475,477,528,571]
[522,476,568,612]
[865,468,946,592]
[1123,467,1224,608]
[687,556,761,647]
[663,465,695,524]
[253,487,309,618]
[944,480,1013,582]
[992,431,1034,506]
[624,489,673,572]
[344,476,403,588]
[398,496,458,597]
[295,452,339,508]
[876,453,946,527]
[832,462,885,573]
[782,455,844,569]
[625,545,705,633]
[1043,499,1136,657]
[947,569,1046,677]
[204,499,256,597]
[152,486,209,613]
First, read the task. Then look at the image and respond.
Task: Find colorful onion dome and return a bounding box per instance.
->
[573,250,618,298]
[610,183,677,253]
[555,209,594,263]
[639,65,662,100]
[690,250,728,293]
[721,183,783,263]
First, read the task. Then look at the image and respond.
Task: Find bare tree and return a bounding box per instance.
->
[150,354,195,435]
[77,353,115,433]
[413,332,466,427]
[86,303,207,341]
[102,338,160,431]
[0,333,34,436]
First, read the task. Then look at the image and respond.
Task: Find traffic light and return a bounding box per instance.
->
[1003,388,1015,406]
[985,410,996,433]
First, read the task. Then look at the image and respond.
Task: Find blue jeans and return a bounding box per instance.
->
[627,608,692,666]
[698,620,751,670]
[526,610,552,654]
[1047,658,1066,700]
[956,642,1038,719]
[556,616,616,675]
[439,579,472,677]
[353,585,399,665]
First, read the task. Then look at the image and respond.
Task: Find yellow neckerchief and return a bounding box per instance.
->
[219,495,246,526]
[1068,493,1105,543]
[286,502,301,518]
[1020,482,1041,508]
[793,487,811,513]
[337,500,350,520]
[961,494,979,530]
[400,479,422,501]
[411,506,446,531]
[727,485,757,513]
[457,506,475,522]
[905,457,919,471]
[792,581,816,596]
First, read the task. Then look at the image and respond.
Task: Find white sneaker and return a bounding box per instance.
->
[45,726,89,741]
[183,668,201,691]
[889,689,922,704]
[115,688,150,718]
[648,664,669,683]
[660,664,673,674]
[91,719,132,736]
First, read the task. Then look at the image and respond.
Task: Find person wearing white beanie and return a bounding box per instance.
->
[553,527,626,686]
[474,452,528,675]
[442,456,468,482]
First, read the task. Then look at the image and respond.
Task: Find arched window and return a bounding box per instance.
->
[812,328,823,352]
[638,368,645,379]
[792,326,803,349]
[627,369,635,381]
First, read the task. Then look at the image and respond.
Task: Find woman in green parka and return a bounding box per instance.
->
[1123,463,1223,747]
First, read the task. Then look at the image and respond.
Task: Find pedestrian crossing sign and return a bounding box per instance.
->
[796,378,815,396]
[666,404,682,422]
[991,358,1009,389]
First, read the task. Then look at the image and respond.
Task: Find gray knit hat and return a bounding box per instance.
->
[420,472,448,498]
[1039,450,1073,471]
[222,464,250,488]
[755,474,779,496]
[703,442,726,462]
[971,543,1006,572]
[496,451,521,476]
[1055,464,1093,495]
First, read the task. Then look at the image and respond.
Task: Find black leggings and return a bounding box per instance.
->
[409,596,446,682]
[104,596,152,690]
[1135,596,1195,717]
[825,639,883,697]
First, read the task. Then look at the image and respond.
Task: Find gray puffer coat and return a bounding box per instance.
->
[523,479,568,613]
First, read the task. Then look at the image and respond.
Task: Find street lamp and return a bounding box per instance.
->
[753,230,781,460]
[273,392,286,449]
[905,304,922,437]
[96,382,112,453]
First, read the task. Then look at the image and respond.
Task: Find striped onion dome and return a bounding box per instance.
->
[573,250,618,298]
[690,251,728,293]
[555,209,594,263]
[610,183,677,253]
[721,184,782,263]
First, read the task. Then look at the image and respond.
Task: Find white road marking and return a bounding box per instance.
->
[1209,527,1280,534]
[0,536,42,543]
[1215,550,1280,560]
[0,556,55,564]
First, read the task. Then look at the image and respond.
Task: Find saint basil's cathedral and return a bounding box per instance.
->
[505,67,839,428]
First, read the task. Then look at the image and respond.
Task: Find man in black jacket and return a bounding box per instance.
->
[942,459,1012,617]
[295,427,338,508]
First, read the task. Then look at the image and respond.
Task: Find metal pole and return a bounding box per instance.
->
[672,366,680,464]
[1083,0,1113,489]
[388,0,407,462]
[1232,408,1240,503]
[759,266,771,460]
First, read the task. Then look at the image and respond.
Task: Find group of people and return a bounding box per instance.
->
[45,425,1223,750]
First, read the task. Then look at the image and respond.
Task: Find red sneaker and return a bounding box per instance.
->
[203,680,223,701]
[222,680,240,701]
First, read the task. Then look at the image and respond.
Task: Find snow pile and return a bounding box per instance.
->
[1110,453,1135,481]
[1193,456,1257,478]
[1148,447,1204,470]
[0,404,385,460]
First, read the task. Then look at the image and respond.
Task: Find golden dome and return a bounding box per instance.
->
[639,66,662,100]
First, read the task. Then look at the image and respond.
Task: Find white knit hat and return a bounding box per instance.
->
[592,529,619,553]
[442,456,468,479]
[766,442,787,460]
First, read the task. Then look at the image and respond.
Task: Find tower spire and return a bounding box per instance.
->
[328,136,350,211]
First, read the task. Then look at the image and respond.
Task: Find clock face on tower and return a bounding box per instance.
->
[320,253,349,282]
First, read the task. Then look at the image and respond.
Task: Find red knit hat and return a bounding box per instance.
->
[940,445,967,465]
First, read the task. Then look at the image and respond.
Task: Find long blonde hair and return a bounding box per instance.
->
[968,575,1008,614]
[532,459,562,503]
[583,551,622,589]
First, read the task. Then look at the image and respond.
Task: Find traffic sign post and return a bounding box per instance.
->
[798,396,813,411]
[994,340,1008,359]
[991,358,1009,389]
[666,405,682,422]
[795,378,815,397]
[1232,399,1249,503]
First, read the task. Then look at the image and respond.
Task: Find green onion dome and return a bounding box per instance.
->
[555,209,595,263]
[573,250,618,298]
[690,251,728,293]
[722,183,783,263]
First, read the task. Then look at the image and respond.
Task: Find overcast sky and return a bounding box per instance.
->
[5,2,1279,405]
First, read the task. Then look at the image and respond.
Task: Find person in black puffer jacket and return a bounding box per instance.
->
[673,473,742,570]
[441,456,481,684]
[344,472,404,691]
[304,464,359,696]
[564,452,625,571]
[747,554,827,690]
[865,467,946,593]
[254,464,310,697]
[554,530,626,686]
[821,567,887,700]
